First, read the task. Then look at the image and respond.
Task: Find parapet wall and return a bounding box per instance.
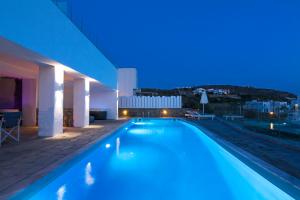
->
[118,108,188,118]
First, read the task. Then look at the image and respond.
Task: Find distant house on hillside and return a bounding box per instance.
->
[193,88,230,95]
[207,88,230,95]
[192,88,206,95]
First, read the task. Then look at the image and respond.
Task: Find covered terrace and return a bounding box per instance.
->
[0,36,118,139]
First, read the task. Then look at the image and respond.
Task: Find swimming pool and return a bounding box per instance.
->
[12,119,295,199]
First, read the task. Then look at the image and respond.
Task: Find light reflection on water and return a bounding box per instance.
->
[127,128,154,135]
[116,137,120,156]
[133,122,153,125]
[85,162,95,186]
[56,185,66,200]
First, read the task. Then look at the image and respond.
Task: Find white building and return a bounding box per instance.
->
[192,88,206,95]
[193,88,230,95]
[117,68,138,97]
[0,0,133,137]
[207,88,230,95]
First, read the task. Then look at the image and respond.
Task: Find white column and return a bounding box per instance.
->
[38,65,64,137]
[22,79,37,126]
[110,90,118,119]
[73,79,90,127]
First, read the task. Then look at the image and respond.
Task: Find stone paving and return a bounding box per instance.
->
[192,119,300,179]
[0,120,127,199]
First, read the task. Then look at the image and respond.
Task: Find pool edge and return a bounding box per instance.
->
[181,118,300,199]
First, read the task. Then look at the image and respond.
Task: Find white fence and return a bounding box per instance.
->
[119,96,182,108]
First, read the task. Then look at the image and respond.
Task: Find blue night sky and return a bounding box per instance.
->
[69,0,300,94]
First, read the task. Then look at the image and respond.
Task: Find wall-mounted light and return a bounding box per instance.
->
[162,109,168,116]
[122,110,128,116]
[269,111,274,116]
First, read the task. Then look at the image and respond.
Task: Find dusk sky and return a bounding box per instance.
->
[69,0,300,94]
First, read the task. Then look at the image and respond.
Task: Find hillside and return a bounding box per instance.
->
[136,85,297,109]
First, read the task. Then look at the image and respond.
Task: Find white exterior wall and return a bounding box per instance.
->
[0,0,117,89]
[119,96,182,108]
[118,68,137,97]
[90,89,118,119]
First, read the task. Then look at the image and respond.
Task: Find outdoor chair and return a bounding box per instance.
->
[0,112,22,147]
[185,111,215,120]
[185,111,199,118]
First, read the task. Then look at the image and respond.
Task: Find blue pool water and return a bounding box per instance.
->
[13,119,294,200]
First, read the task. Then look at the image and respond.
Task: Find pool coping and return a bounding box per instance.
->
[1,120,129,200]
[183,119,300,199]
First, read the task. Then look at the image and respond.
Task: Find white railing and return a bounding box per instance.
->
[118,96,182,108]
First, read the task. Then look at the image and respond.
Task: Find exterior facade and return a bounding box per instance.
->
[0,0,131,136]
[117,68,138,97]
